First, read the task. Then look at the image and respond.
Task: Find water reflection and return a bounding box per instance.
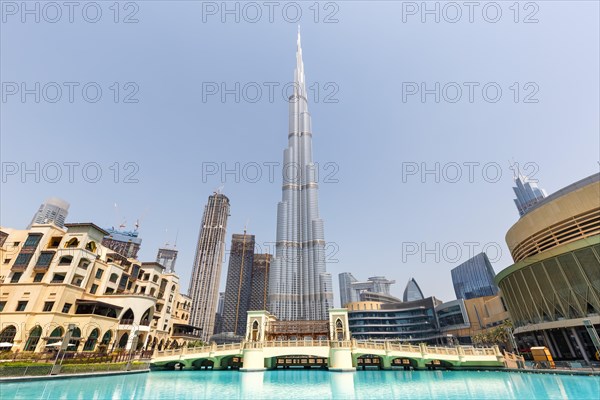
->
[3,369,599,400]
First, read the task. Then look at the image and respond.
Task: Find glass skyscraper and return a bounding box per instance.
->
[403,278,425,302]
[28,197,69,229]
[451,252,499,300]
[513,172,547,217]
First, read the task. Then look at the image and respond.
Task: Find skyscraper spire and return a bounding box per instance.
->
[268,31,334,321]
[294,26,306,98]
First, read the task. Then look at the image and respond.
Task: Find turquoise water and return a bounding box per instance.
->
[3,370,599,399]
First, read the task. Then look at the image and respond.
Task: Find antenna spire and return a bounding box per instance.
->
[294,26,306,98]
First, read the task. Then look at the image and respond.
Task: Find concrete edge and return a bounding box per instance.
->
[500,368,600,377]
[239,368,267,372]
[0,368,150,383]
[328,368,356,372]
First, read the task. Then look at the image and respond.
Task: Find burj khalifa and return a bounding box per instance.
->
[268,30,334,321]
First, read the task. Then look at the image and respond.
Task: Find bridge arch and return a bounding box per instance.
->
[425,359,455,370]
[354,353,383,370]
[191,358,216,370]
[389,356,419,370]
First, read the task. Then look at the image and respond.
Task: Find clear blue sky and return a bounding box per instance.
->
[2,1,599,304]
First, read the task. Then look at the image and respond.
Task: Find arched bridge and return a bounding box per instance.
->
[151,339,505,371]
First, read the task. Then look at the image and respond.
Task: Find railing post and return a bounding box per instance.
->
[419,343,427,357]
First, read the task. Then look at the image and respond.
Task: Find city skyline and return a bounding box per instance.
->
[2,5,599,304]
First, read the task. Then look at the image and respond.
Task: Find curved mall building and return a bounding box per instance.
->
[495,173,600,360]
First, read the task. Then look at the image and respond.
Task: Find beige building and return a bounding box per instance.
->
[439,295,511,343]
[0,222,201,354]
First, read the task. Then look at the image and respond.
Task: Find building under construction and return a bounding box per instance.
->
[102,228,142,259]
[220,233,271,337]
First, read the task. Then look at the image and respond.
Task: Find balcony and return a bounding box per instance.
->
[10,264,27,272]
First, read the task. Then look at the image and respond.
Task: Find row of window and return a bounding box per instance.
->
[0,300,72,314]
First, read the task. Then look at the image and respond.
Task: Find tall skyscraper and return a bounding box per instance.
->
[339,273,358,308]
[451,252,499,300]
[28,197,69,228]
[512,171,547,217]
[339,273,398,307]
[188,193,230,340]
[268,30,334,321]
[156,247,178,273]
[221,233,255,336]
[403,278,425,302]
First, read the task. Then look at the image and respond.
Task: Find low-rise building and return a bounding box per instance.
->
[0,222,201,354]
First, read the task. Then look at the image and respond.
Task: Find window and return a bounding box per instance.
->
[13,253,33,267]
[58,256,73,265]
[13,241,20,247]
[10,272,22,283]
[78,259,90,270]
[95,269,104,279]
[23,234,42,248]
[65,238,79,248]
[152,275,159,283]
[90,284,98,294]
[48,237,62,248]
[0,301,5,311]
[105,288,114,294]
[71,276,83,286]
[85,241,97,252]
[16,301,28,311]
[35,252,54,267]
[4,258,10,264]
[33,273,45,282]
[51,273,65,283]
[62,303,72,313]
[43,301,54,312]
[109,273,119,283]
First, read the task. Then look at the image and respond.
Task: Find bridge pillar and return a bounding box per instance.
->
[329,347,355,372]
[381,356,392,370]
[212,357,224,370]
[416,343,428,370]
[240,348,266,372]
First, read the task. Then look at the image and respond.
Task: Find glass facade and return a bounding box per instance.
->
[498,243,600,328]
[436,301,468,330]
[403,278,424,302]
[347,297,441,342]
[451,253,499,300]
[339,273,397,307]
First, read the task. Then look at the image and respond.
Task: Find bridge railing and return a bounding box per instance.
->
[216,343,242,351]
[461,346,497,356]
[426,346,459,356]
[354,341,385,350]
[261,339,331,348]
[387,343,421,353]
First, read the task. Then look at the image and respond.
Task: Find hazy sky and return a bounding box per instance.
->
[2,1,599,305]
